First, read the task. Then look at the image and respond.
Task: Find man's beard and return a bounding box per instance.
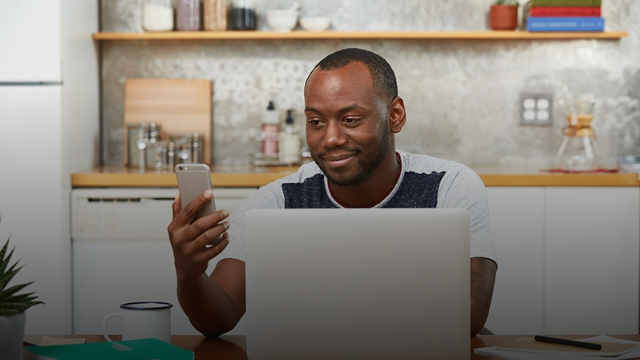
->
[312,124,390,187]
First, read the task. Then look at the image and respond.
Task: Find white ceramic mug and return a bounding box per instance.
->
[103,301,173,343]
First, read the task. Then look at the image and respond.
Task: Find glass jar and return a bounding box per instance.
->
[190,132,205,163]
[127,123,148,168]
[232,0,256,30]
[556,114,599,171]
[556,94,600,171]
[142,0,174,32]
[144,122,163,168]
[177,0,201,31]
[203,0,228,31]
[173,135,193,163]
[170,133,205,164]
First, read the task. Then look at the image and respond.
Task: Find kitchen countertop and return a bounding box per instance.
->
[71,166,640,187]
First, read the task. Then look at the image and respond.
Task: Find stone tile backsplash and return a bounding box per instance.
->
[101,0,640,168]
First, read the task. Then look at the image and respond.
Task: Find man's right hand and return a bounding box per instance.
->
[167,189,231,284]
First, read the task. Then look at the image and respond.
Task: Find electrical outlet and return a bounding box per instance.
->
[519,91,553,126]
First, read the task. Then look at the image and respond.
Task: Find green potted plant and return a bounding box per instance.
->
[0,217,44,360]
[489,0,520,30]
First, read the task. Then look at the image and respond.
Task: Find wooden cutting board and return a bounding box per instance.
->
[123,78,212,165]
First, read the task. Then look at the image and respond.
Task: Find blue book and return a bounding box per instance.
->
[527,17,605,31]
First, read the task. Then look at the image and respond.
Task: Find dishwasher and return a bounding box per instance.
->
[71,187,256,336]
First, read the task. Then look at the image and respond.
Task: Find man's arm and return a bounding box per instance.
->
[176,259,245,337]
[168,190,246,337]
[470,257,497,337]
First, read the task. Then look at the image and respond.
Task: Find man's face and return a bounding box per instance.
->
[304,62,391,187]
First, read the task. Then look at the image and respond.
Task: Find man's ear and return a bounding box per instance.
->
[389,97,407,134]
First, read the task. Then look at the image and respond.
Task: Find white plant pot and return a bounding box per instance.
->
[0,312,26,360]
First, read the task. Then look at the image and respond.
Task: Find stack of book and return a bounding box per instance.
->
[527,0,605,32]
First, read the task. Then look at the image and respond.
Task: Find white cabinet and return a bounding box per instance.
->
[485,187,639,335]
[0,86,69,334]
[71,187,256,336]
[545,187,639,334]
[484,187,545,335]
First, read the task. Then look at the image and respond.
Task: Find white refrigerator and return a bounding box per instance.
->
[0,0,99,334]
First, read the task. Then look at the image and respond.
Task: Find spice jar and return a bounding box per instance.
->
[142,0,174,32]
[177,0,200,31]
[232,0,256,30]
[203,0,228,31]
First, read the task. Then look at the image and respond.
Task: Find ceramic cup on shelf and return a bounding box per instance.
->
[103,301,173,343]
[299,17,331,31]
[265,9,299,32]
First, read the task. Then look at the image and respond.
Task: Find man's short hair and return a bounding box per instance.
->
[308,48,398,101]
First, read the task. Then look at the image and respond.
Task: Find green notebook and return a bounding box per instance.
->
[23,338,194,360]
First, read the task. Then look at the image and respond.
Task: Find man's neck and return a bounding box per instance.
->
[328,151,401,208]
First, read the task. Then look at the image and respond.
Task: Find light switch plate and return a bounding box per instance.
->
[519,91,554,126]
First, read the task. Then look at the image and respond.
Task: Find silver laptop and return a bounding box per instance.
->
[245,208,470,360]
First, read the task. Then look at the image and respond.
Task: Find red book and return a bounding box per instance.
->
[530,6,601,16]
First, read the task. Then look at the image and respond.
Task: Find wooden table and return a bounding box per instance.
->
[24,334,640,359]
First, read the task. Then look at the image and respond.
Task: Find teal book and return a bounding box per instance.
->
[531,0,601,6]
[23,338,194,360]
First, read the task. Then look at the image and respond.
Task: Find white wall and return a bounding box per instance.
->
[63,0,100,173]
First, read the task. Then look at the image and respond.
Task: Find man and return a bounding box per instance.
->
[167,48,497,338]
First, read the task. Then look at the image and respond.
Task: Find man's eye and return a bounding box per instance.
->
[308,119,322,126]
[343,118,360,125]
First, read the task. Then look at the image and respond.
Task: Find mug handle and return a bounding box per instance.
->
[103,312,123,342]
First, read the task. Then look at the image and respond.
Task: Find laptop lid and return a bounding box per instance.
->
[245,208,470,360]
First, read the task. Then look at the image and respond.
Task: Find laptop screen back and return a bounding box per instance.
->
[245,208,470,360]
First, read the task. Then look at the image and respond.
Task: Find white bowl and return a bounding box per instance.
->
[300,17,331,32]
[265,10,299,32]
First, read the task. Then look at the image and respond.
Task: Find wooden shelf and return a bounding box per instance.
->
[93,30,628,41]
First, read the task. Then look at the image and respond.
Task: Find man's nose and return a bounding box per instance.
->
[323,120,347,148]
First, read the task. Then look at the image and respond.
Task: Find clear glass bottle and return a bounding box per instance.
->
[177,0,201,31]
[279,109,301,164]
[142,0,174,32]
[145,122,163,168]
[191,132,205,163]
[135,123,150,170]
[176,137,192,163]
[203,0,228,31]
[167,141,176,169]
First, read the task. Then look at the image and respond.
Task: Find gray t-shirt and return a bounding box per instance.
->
[220,150,496,263]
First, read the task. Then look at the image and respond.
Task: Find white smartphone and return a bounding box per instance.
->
[175,163,216,221]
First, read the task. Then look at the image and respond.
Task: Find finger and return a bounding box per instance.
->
[189,233,229,266]
[198,235,230,262]
[178,189,214,224]
[193,221,230,249]
[171,191,181,219]
[188,209,231,238]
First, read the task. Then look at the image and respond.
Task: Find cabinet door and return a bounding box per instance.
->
[0,86,70,334]
[72,188,256,336]
[0,0,61,81]
[484,187,545,335]
[545,187,639,334]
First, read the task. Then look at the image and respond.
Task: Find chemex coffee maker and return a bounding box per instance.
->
[555,93,600,172]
